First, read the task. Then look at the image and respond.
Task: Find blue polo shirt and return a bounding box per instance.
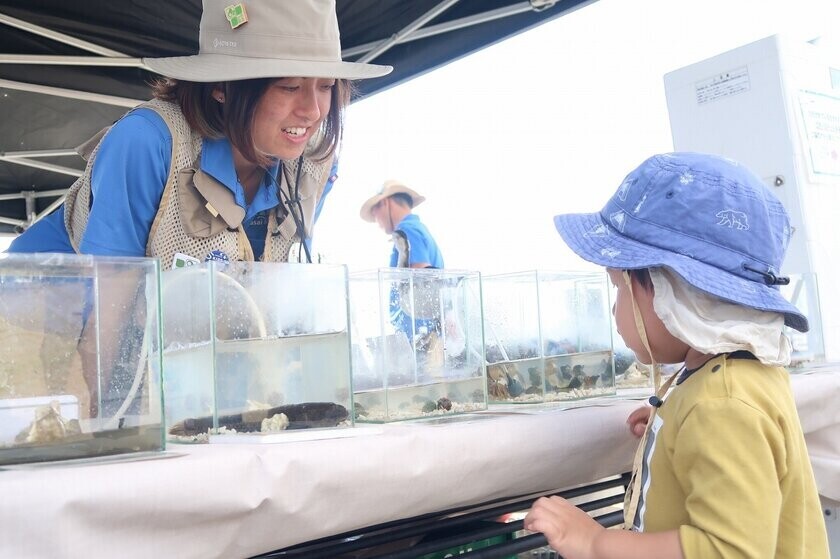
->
[389,213,444,268]
[9,108,335,261]
[387,213,444,340]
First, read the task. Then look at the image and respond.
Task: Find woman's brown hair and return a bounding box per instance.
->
[151,78,352,166]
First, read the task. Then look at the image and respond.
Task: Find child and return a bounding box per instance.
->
[524,153,829,558]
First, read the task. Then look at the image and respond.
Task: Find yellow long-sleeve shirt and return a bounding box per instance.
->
[634,353,829,558]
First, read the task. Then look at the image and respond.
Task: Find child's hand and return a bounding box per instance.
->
[626,405,652,438]
[524,496,604,559]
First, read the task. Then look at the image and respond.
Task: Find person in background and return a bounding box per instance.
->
[360,180,443,269]
[524,152,829,559]
[360,180,446,376]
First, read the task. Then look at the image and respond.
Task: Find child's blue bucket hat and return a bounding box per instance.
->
[554,152,808,332]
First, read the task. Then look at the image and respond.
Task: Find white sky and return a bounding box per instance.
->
[315,0,840,274]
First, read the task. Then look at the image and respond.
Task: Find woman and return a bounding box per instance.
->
[6,0,392,417]
[9,0,391,265]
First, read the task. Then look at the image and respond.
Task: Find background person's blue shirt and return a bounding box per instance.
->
[388,213,444,268]
[387,212,444,341]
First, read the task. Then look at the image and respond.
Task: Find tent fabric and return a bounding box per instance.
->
[0,0,593,233]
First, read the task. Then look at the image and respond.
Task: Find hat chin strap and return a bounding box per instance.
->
[623,271,662,391]
[622,270,675,531]
[386,198,395,235]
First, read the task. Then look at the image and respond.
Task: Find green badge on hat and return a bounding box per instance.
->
[224,3,248,29]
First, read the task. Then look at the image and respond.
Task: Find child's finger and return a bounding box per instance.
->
[632,421,646,437]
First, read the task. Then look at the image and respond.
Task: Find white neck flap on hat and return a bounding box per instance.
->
[650,268,791,366]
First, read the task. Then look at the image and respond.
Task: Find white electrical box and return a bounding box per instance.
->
[664,34,840,362]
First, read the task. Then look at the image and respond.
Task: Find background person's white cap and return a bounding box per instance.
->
[359,180,426,222]
[143,0,392,82]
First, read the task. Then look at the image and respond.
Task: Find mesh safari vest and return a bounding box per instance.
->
[64,99,332,265]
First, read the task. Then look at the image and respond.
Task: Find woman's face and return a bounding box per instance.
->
[252,77,334,160]
[371,198,394,233]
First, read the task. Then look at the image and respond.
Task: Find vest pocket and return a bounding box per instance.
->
[177,169,233,238]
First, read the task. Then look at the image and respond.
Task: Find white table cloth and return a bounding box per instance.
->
[1,371,837,559]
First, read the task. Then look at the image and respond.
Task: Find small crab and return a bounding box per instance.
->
[15,400,81,444]
[487,364,511,399]
[436,397,452,411]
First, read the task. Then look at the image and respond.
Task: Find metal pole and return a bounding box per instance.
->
[0,54,146,68]
[1,149,79,159]
[0,189,68,201]
[357,0,462,63]
[0,78,142,108]
[0,155,82,177]
[0,12,129,57]
[345,2,536,58]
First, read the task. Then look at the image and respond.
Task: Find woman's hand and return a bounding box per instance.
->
[524,496,604,559]
[626,405,652,438]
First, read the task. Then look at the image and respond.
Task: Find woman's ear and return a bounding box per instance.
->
[212,84,225,103]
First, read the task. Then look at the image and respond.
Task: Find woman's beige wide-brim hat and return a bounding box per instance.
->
[143,0,392,82]
[359,180,426,222]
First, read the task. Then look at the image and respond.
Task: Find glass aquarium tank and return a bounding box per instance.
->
[612,342,652,392]
[160,261,353,442]
[349,268,486,422]
[780,272,825,368]
[0,253,163,465]
[611,271,830,388]
[483,271,617,403]
[481,271,544,403]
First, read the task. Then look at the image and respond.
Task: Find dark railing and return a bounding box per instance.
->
[253,472,631,559]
